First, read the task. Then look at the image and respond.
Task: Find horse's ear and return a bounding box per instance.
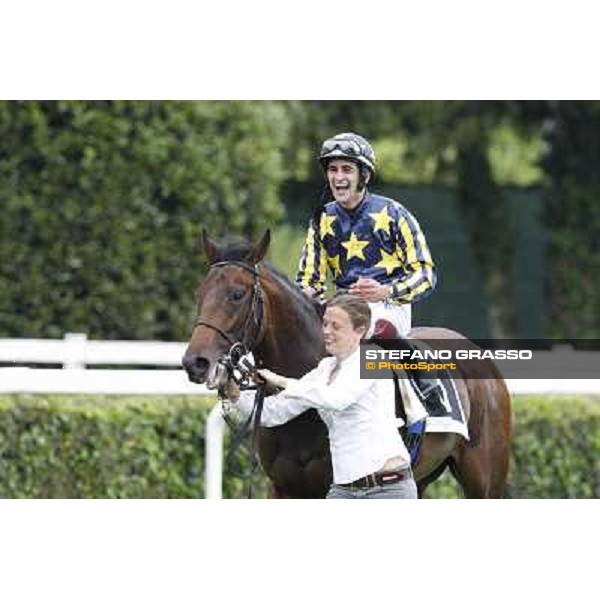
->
[246,229,271,264]
[201,229,218,264]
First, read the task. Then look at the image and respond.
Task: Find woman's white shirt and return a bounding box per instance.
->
[235,346,410,484]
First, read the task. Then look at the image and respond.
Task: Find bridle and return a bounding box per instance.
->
[193,260,266,359]
[192,260,268,494]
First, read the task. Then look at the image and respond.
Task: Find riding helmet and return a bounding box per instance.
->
[319,132,376,175]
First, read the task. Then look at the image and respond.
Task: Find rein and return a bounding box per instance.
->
[223,381,267,497]
[218,342,267,497]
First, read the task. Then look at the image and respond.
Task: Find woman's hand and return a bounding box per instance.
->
[222,378,241,401]
[256,368,289,390]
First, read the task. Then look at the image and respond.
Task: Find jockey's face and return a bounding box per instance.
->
[326,159,366,210]
[322,306,366,360]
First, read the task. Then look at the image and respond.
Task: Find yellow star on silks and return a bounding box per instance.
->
[320,213,337,238]
[369,206,394,234]
[375,248,401,275]
[327,253,342,278]
[342,232,370,261]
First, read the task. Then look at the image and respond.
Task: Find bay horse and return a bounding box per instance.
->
[182,230,512,498]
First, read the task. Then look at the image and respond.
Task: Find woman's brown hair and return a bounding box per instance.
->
[326,294,371,333]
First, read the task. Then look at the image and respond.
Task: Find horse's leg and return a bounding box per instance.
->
[413,434,457,497]
[451,380,512,498]
[448,447,491,498]
[416,458,452,498]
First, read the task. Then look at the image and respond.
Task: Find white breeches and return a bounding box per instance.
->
[366,301,412,337]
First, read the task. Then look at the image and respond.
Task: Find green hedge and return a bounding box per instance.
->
[0,394,598,498]
[427,395,600,498]
[0,101,289,340]
[0,394,267,499]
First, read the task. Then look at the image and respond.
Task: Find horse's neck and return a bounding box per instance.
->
[254,276,325,378]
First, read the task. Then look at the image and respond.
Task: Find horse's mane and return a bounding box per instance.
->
[212,237,322,321]
[264,263,323,319]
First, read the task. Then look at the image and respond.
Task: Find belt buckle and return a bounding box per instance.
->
[380,471,399,485]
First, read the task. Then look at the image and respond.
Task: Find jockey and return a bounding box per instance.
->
[296,132,437,339]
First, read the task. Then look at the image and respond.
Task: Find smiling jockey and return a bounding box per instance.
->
[296,132,437,340]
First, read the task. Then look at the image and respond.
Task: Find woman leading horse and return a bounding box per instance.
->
[182,230,512,498]
[227,293,419,499]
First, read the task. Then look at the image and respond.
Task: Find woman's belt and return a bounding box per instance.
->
[339,467,412,489]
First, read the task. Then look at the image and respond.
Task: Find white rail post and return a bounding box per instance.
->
[205,401,225,499]
[63,333,87,369]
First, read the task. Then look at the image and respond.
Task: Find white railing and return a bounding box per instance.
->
[1,334,599,395]
[0,332,214,395]
[1,332,187,367]
[1,335,599,499]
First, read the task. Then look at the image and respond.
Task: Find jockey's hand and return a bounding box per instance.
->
[255,368,289,390]
[349,277,391,302]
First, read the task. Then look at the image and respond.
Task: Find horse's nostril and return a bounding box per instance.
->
[194,357,209,373]
[182,354,210,380]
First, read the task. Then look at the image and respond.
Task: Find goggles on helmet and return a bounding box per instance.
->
[321,138,363,158]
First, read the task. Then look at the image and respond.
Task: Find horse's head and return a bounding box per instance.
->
[182,229,270,388]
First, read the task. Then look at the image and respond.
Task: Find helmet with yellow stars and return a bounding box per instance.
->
[319,132,376,175]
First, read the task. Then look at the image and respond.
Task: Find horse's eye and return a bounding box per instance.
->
[228,289,245,302]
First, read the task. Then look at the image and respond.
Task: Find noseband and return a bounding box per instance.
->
[193,260,265,353]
